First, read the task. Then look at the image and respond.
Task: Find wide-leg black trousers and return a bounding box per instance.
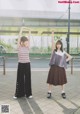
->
[15,62,32,98]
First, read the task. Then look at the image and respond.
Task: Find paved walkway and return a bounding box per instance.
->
[0,69,80,114]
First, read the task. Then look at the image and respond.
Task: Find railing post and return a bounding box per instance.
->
[71,58,73,75]
[3,56,6,75]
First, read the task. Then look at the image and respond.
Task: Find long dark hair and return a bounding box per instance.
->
[55,40,63,52]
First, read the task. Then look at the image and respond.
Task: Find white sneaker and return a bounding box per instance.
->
[13,96,17,99]
[28,95,33,99]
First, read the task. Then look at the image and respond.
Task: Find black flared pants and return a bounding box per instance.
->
[15,62,32,97]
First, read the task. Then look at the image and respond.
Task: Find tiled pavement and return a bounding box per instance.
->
[0,69,80,114]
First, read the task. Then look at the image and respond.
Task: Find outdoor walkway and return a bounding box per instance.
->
[0,69,80,114]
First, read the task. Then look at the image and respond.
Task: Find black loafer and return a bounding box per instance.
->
[47,92,51,98]
[61,93,66,99]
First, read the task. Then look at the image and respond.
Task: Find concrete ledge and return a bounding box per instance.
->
[0,68,80,71]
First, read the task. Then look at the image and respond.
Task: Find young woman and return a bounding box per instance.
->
[47,31,72,99]
[13,27,32,99]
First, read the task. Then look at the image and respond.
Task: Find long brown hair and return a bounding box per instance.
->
[55,40,63,52]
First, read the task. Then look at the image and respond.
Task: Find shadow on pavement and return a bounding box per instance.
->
[18,97,43,114]
[51,98,78,114]
[18,97,33,114]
